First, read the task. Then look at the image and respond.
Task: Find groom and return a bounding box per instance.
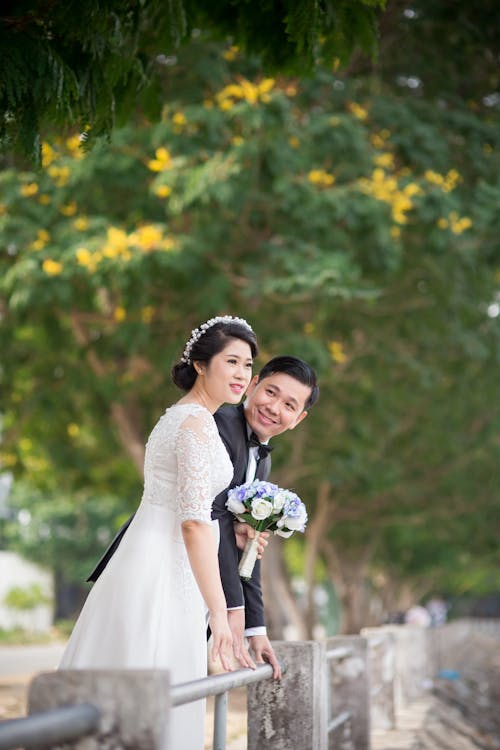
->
[88,355,319,677]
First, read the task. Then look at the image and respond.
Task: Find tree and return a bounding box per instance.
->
[1,39,499,628]
[0,0,384,160]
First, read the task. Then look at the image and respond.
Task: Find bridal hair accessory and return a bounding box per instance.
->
[181,315,253,365]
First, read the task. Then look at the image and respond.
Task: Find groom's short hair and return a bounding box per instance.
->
[257,356,319,410]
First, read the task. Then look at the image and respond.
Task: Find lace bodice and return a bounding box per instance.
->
[141,403,233,525]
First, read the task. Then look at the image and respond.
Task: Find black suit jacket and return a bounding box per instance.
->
[87,404,270,631]
[212,404,270,630]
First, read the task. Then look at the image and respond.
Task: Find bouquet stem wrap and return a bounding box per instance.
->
[238,531,261,581]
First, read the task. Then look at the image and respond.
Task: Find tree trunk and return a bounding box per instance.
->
[304,480,332,638]
[261,536,307,640]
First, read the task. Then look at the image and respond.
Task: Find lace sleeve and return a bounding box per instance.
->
[176,411,215,525]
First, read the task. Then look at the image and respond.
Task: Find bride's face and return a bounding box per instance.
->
[199,338,253,407]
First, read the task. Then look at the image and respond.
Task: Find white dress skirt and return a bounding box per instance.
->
[59,403,233,749]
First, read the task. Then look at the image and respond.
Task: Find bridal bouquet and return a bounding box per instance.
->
[226,479,308,580]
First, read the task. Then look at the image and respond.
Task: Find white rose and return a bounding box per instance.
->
[279,504,308,531]
[251,498,274,521]
[226,496,247,515]
[272,491,287,513]
[274,528,294,538]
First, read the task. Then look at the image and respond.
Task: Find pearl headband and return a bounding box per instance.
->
[181,315,254,365]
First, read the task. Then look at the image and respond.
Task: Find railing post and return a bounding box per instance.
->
[375,626,431,710]
[28,670,171,749]
[360,628,396,730]
[326,636,370,750]
[247,641,327,750]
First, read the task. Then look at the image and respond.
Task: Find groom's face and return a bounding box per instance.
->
[243,372,310,442]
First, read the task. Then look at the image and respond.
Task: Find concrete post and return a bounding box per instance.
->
[326,636,370,750]
[28,670,171,749]
[247,641,327,750]
[360,628,396,730]
[379,626,431,710]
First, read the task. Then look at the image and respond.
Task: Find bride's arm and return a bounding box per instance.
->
[181,520,234,671]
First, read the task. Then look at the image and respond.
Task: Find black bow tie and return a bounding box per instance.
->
[248,432,273,460]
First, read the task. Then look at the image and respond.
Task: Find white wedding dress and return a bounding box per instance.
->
[59,403,233,749]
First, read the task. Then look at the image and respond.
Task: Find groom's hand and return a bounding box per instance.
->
[234,522,269,558]
[248,634,282,680]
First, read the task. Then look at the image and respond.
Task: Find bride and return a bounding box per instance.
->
[59,315,258,749]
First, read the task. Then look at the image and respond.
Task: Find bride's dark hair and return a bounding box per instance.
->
[172,320,258,391]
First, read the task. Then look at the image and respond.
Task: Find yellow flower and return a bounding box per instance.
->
[102,226,129,258]
[223,45,239,61]
[65,134,83,158]
[285,84,297,97]
[308,169,335,187]
[41,142,56,168]
[172,112,187,127]
[129,224,163,252]
[289,136,300,148]
[403,183,421,198]
[20,182,39,197]
[114,307,126,322]
[48,165,70,186]
[370,134,384,149]
[215,77,274,109]
[38,194,51,205]
[437,217,449,229]
[258,78,275,95]
[141,306,155,323]
[231,136,244,147]
[42,258,63,275]
[59,201,77,216]
[374,153,394,169]
[76,247,93,266]
[303,322,315,334]
[155,185,172,198]
[67,423,80,438]
[450,216,472,234]
[347,102,368,120]
[328,341,347,363]
[147,147,172,172]
[73,217,89,231]
[30,229,51,251]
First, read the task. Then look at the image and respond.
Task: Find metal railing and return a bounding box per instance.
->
[173,662,285,750]
[0,663,283,750]
[0,704,100,750]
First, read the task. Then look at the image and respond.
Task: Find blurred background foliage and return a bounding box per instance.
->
[1,0,499,633]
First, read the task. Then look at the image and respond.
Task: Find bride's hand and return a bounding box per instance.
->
[227,609,256,670]
[234,523,269,558]
[209,610,234,672]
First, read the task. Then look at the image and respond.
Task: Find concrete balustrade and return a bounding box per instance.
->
[12,620,497,750]
[360,628,396,730]
[28,670,171,749]
[247,641,328,750]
